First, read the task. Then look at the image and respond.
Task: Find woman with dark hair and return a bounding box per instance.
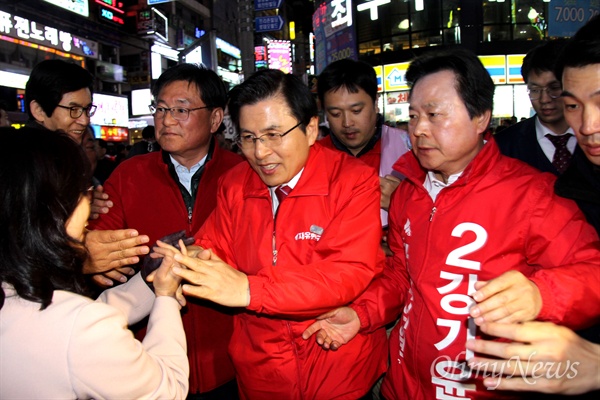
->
[0,128,189,398]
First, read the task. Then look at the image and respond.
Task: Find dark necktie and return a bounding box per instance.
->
[546,133,572,174]
[275,185,291,205]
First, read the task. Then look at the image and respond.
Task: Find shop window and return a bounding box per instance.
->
[411,0,442,32]
[411,30,442,48]
[483,24,512,42]
[359,40,381,57]
[391,35,410,51]
[443,27,460,45]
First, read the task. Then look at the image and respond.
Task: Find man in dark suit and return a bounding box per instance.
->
[495,40,576,175]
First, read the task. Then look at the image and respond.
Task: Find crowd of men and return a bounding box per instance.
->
[2,14,599,400]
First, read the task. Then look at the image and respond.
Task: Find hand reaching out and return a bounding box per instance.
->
[380,174,401,211]
[147,239,185,306]
[466,321,600,395]
[302,307,361,350]
[84,229,150,287]
[89,185,113,220]
[469,270,542,324]
[161,245,250,308]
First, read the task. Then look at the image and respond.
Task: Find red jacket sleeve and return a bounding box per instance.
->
[350,184,411,332]
[526,183,600,330]
[196,167,385,320]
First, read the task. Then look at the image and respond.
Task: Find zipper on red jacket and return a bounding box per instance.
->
[429,206,437,222]
[272,230,278,266]
[188,206,193,227]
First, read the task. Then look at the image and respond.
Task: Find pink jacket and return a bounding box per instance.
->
[0,274,188,399]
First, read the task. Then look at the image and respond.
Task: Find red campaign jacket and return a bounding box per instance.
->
[351,139,600,400]
[195,143,389,399]
[88,141,243,394]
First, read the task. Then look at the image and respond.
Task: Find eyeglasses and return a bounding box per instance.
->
[56,104,97,119]
[149,105,211,121]
[527,84,562,100]
[237,121,303,149]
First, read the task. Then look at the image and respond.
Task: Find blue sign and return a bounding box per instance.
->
[254,0,283,12]
[548,0,599,37]
[148,0,172,5]
[255,15,284,33]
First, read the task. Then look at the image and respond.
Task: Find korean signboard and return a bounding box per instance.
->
[0,9,98,59]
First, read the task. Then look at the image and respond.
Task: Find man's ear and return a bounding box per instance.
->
[30,100,48,124]
[476,110,492,135]
[306,116,319,146]
[209,107,225,134]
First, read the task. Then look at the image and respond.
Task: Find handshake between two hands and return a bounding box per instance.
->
[141,230,196,307]
[142,230,251,308]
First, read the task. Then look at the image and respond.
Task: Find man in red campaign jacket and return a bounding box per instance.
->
[317,58,411,229]
[155,69,388,399]
[303,49,600,400]
[88,64,242,399]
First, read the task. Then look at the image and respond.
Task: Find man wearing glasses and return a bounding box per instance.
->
[155,69,388,399]
[88,63,243,399]
[495,40,576,175]
[25,59,151,289]
[25,60,97,143]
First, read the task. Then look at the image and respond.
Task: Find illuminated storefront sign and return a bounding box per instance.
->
[383,62,410,92]
[138,8,168,43]
[90,93,129,127]
[216,38,241,59]
[374,65,383,93]
[312,0,357,74]
[0,9,98,58]
[507,54,526,83]
[479,55,507,84]
[267,40,291,74]
[100,8,125,25]
[330,0,353,29]
[255,45,267,69]
[43,0,89,17]
[95,0,125,14]
[357,0,390,21]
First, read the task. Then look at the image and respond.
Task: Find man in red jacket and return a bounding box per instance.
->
[88,64,242,399]
[317,58,411,229]
[303,49,600,400]
[158,69,388,399]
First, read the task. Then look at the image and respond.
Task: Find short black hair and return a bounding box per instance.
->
[142,125,155,140]
[317,59,378,105]
[555,15,600,82]
[152,63,227,110]
[25,60,94,120]
[228,69,318,134]
[521,40,567,83]
[0,128,91,310]
[406,48,495,120]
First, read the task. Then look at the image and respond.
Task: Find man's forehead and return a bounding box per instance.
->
[62,89,92,105]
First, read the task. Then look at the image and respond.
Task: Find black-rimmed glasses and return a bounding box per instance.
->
[149,105,211,121]
[237,121,303,149]
[56,104,97,119]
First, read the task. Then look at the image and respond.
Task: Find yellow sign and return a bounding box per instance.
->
[478,55,507,84]
[507,54,526,84]
[374,65,383,93]
[383,62,410,92]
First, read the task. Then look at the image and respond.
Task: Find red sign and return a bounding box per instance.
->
[95,0,125,14]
